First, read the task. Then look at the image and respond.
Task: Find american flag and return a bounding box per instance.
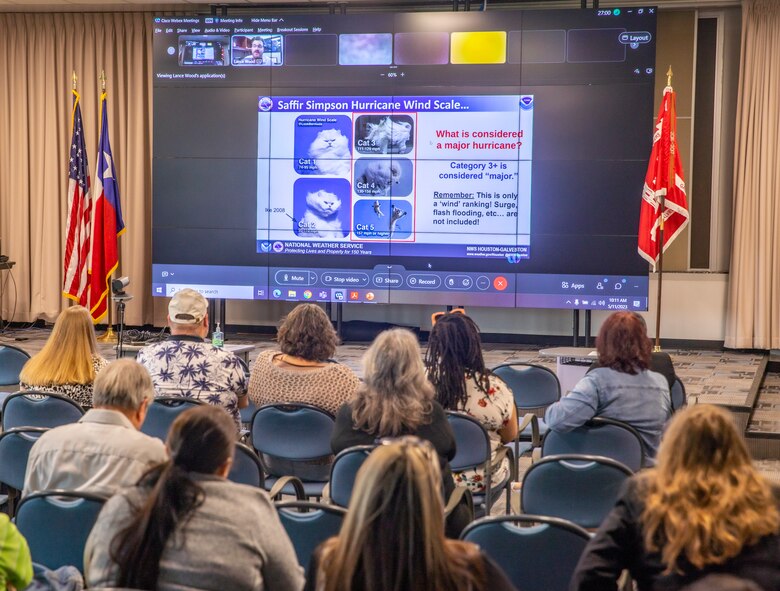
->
[62,89,92,305]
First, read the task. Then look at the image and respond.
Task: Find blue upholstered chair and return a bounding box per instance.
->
[671,377,686,412]
[251,403,335,500]
[275,501,346,570]
[328,445,374,508]
[461,514,591,591]
[0,344,30,386]
[1,391,84,431]
[540,417,645,472]
[140,396,204,441]
[446,411,513,516]
[228,442,265,488]
[521,454,633,529]
[16,490,107,571]
[492,362,561,439]
[0,427,48,516]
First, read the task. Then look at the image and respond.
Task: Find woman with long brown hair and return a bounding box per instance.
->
[306,437,515,591]
[572,404,780,590]
[545,311,671,462]
[84,405,303,591]
[331,328,471,537]
[19,305,108,407]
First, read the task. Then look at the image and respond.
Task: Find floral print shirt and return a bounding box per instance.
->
[451,372,514,493]
[137,336,248,431]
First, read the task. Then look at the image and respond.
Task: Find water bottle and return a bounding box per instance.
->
[212,322,224,348]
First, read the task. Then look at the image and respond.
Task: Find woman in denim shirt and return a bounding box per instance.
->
[545,311,672,463]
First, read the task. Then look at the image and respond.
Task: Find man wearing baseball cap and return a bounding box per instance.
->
[137,288,248,431]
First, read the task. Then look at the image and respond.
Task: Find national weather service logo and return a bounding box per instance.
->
[259,97,273,111]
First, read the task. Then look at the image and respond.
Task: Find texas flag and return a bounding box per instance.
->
[88,92,125,323]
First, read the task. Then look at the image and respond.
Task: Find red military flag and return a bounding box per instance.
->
[638,84,689,270]
[88,91,125,323]
[63,88,93,305]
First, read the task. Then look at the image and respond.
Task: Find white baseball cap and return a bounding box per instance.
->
[168,288,208,324]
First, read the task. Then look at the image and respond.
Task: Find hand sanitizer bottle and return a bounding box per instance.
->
[212,322,224,348]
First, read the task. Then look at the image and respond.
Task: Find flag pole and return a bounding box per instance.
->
[97,70,117,344]
[653,66,673,353]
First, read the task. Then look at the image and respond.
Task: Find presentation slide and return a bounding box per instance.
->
[151,7,657,310]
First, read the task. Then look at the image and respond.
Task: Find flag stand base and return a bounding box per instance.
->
[97,326,117,343]
[653,344,662,353]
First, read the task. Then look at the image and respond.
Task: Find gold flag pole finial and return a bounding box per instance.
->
[72,71,77,90]
[100,70,106,92]
[667,65,673,87]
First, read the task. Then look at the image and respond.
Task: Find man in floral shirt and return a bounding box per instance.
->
[137,289,248,431]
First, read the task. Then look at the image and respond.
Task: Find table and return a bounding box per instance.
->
[118,342,256,364]
[538,347,597,394]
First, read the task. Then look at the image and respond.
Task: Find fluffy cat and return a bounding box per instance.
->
[299,190,347,239]
[365,117,412,154]
[356,160,402,196]
[308,129,351,176]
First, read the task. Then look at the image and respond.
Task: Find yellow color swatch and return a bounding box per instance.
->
[450,31,507,64]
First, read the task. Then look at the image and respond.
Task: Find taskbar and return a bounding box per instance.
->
[152,265,648,310]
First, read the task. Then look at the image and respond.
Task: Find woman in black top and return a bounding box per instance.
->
[331,328,471,537]
[572,404,780,591]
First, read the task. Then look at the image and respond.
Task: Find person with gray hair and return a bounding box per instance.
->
[23,359,167,497]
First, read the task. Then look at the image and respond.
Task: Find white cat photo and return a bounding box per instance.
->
[365,117,412,154]
[299,190,347,239]
[308,129,351,176]
[356,160,402,196]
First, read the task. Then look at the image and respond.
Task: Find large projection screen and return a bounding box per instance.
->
[152,6,657,311]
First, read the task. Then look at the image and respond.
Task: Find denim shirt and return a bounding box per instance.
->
[544,367,672,462]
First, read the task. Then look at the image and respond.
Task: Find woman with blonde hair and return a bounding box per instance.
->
[248,303,359,415]
[572,404,780,590]
[306,437,515,591]
[331,328,471,537]
[19,305,108,407]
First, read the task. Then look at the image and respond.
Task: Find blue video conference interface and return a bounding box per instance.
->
[152,7,656,309]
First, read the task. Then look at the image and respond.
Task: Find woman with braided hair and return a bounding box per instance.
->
[425,311,518,493]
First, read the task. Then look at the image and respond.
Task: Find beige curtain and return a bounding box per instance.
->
[725,0,780,350]
[0,12,154,326]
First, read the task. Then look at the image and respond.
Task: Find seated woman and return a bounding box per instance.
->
[84,405,304,591]
[545,311,671,462]
[19,305,108,408]
[249,303,359,415]
[425,312,517,493]
[331,328,470,537]
[572,404,780,591]
[306,437,515,591]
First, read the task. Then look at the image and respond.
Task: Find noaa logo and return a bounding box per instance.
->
[258,97,273,112]
[519,96,534,111]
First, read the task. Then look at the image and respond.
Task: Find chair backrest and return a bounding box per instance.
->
[275,501,346,571]
[141,396,205,441]
[446,411,491,471]
[329,445,374,508]
[541,417,645,472]
[228,442,265,488]
[251,404,335,479]
[16,490,107,571]
[461,514,590,591]
[0,344,31,386]
[1,392,84,430]
[670,378,686,412]
[521,454,633,529]
[0,427,48,491]
[492,363,561,409]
